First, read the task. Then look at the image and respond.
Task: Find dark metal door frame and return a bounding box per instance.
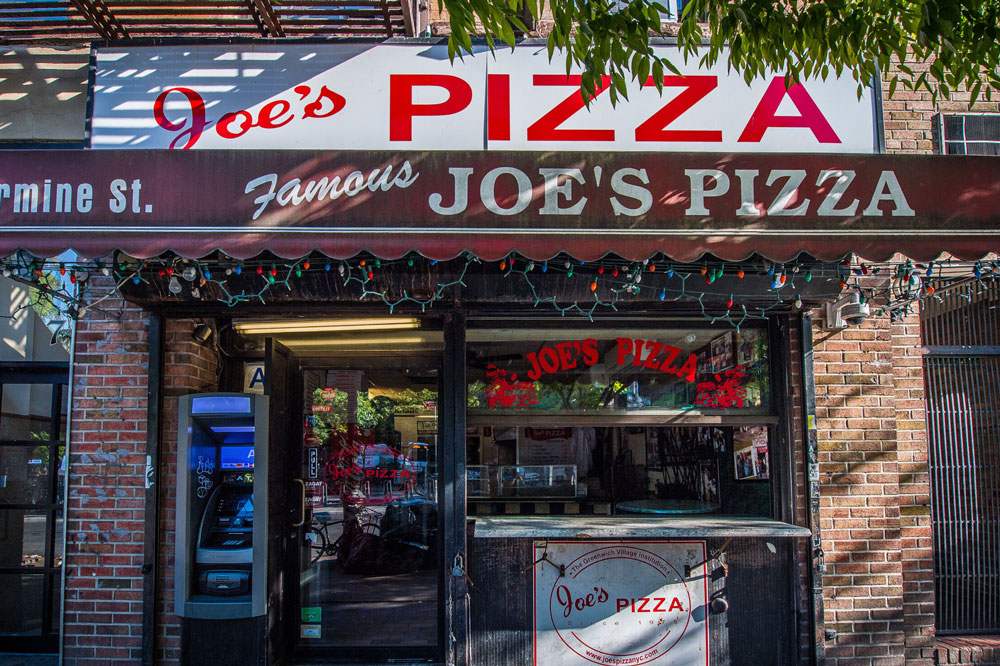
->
[442,310,469,666]
[0,362,69,655]
[287,335,458,664]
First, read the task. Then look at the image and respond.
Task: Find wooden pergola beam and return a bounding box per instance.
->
[378,0,394,37]
[69,0,128,39]
[251,0,284,37]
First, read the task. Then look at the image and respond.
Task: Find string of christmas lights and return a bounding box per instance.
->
[841,257,1000,321]
[0,251,996,334]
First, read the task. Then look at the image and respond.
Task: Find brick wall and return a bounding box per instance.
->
[879,56,997,665]
[814,312,906,665]
[64,303,219,665]
[155,319,219,664]
[812,304,932,666]
[64,278,151,664]
[882,56,1000,155]
[893,313,934,665]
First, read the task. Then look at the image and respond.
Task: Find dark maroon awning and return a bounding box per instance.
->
[0,150,997,262]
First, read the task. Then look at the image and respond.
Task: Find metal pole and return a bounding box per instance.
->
[58,315,78,666]
[141,313,164,666]
[800,311,825,665]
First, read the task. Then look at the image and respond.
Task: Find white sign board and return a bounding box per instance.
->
[92,44,875,153]
[243,362,265,394]
[533,541,708,666]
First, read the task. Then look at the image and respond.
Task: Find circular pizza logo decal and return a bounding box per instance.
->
[324,443,417,505]
[538,543,705,666]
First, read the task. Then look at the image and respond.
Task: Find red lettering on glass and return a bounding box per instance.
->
[324,443,416,505]
[526,337,697,383]
[694,366,747,409]
[485,364,538,408]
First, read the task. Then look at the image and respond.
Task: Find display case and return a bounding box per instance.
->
[498,465,577,498]
[467,465,492,497]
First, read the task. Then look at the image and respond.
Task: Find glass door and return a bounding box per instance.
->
[295,360,442,661]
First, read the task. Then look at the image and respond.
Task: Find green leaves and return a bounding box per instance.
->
[440,0,1000,107]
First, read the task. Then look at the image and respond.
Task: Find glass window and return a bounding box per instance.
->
[941,114,1000,156]
[59,385,68,442]
[967,142,1000,156]
[53,507,63,569]
[965,115,1000,141]
[944,114,965,140]
[0,446,56,504]
[1,384,56,442]
[0,510,49,568]
[468,327,770,416]
[466,425,772,517]
[0,574,44,635]
[466,326,773,518]
[49,573,61,634]
[0,373,65,653]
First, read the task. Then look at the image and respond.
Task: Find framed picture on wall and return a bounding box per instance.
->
[710,332,734,372]
[696,345,711,381]
[733,425,769,480]
[737,329,761,366]
[700,460,720,504]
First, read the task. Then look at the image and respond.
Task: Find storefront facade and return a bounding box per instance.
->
[0,35,998,666]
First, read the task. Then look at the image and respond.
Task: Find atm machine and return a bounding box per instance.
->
[175,393,268,664]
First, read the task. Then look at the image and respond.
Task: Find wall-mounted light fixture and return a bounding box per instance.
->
[192,323,213,343]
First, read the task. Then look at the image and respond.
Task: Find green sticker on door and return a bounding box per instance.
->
[301,607,322,623]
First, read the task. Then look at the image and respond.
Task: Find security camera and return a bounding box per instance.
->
[842,301,871,326]
[823,292,870,329]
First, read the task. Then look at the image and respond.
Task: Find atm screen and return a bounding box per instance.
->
[220,446,255,470]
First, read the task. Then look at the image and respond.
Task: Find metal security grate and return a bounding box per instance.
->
[922,279,1000,634]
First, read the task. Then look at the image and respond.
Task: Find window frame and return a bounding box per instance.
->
[936,112,1000,156]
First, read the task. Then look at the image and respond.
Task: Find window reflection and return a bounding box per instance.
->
[0,574,43,635]
[0,510,48,568]
[1,384,58,441]
[299,365,440,648]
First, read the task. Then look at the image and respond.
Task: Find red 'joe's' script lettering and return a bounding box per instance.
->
[153,85,347,149]
[555,584,609,618]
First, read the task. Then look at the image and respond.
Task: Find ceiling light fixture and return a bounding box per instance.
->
[233,317,421,335]
[280,334,439,348]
